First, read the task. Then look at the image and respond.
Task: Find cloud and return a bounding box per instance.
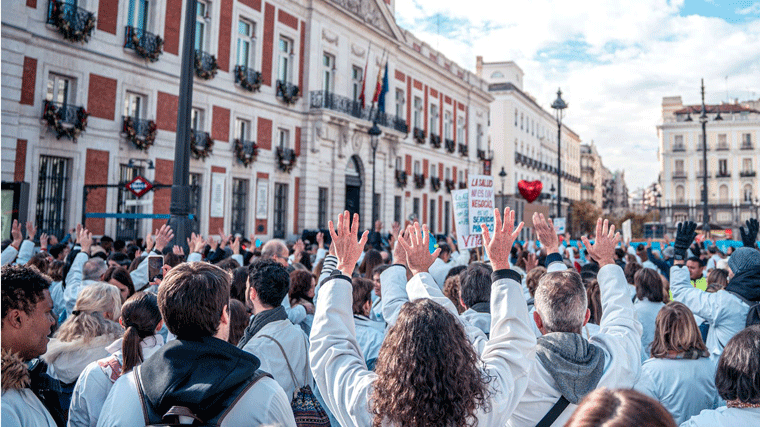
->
[394,0,760,191]
[736,1,760,15]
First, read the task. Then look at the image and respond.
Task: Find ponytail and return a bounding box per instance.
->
[119,292,162,375]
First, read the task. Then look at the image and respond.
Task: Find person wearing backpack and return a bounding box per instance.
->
[670,220,760,362]
[96,262,295,427]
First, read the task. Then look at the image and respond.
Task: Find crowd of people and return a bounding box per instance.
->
[1,212,759,427]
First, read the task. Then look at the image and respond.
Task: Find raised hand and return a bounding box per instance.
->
[481,207,524,271]
[145,232,155,252]
[188,232,206,254]
[154,224,174,253]
[231,236,241,255]
[673,221,697,261]
[581,218,620,267]
[391,228,407,267]
[25,221,37,241]
[328,211,368,277]
[532,212,559,254]
[391,221,401,237]
[740,218,759,248]
[316,232,324,249]
[78,227,93,254]
[218,228,231,250]
[206,235,218,252]
[10,220,22,250]
[40,233,49,251]
[525,252,538,272]
[172,245,185,256]
[396,223,440,276]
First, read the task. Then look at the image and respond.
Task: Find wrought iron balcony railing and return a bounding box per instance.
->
[413,127,426,144]
[458,143,468,157]
[741,143,754,150]
[395,170,407,188]
[477,149,492,161]
[445,138,456,153]
[122,116,157,150]
[582,184,595,191]
[195,50,219,79]
[277,146,297,172]
[47,0,96,43]
[234,66,263,92]
[309,91,408,133]
[430,133,441,148]
[277,80,300,105]
[413,173,426,189]
[42,100,89,141]
[672,172,687,179]
[190,130,214,160]
[716,144,730,151]
[430,177,441,192]
[672,145,686,152]
[740,170,756,177]
[124,26,163,61]
[716,172,731,178]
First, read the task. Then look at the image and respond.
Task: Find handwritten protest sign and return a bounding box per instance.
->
[468,175,495,235]
[451,189,481,249]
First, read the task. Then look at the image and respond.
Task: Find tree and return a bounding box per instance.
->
[569,200,602,237]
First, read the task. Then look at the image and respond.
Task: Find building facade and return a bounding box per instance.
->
[476,57,581,239]
[657,96,759,236]
[604,169,629,215]
[580,142,613,209]
[1,0,491,240]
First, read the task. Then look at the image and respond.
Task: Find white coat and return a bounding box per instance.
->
[95,366,296,427]
[634,298,666,360]
[680,407,760,426]
[68,335,164,427]
[507,264,643,427]
[241,319,310,400]
[1,240,34,266]
[43,334,120,384]
[311,270,536,427]
[353,314,385,367]
[1,349,57,427]
[670,266,750,361]
[428,250,469,288]
[634,357,718,425]
[460,308,491,336]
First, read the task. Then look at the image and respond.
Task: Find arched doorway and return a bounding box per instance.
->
[345,155,364,222]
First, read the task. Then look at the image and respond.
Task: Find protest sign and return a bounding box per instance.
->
[451,189,482,249]
[622,219,632,244]
[553,217,566,234]
[467,175,495,235]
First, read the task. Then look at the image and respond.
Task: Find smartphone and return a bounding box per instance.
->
[148,255,164,282]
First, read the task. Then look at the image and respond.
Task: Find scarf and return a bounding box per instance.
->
[725,265,760,302]
[536,333,606,404]
[662,349,710,360]
[237,305,288,348]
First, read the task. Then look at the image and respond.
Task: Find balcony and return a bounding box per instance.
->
[190,130,213,160]
[716,172,731,179]
[309,92,407,133]
[194,50,219,80]
[696,172,711,179]
[430,133,441,148]
[477,149,492,161]
[672,172,687,179]
[740,170,756,177]
[395,170,407,188]
[672,145,686,152]
[581,184,595,192]
[445,179,456,193]
[696,145,710,151]
[413,127,426,144]
[234,66,263,92]
[458,143,468,157]
[276,146,297,172]
[582,165,595,174]
[445,138,456,153]
[122,116,157,150]
[124,26,163,62]
[276,80,300,105]
[716,144,730,151]
[47,0,95,43]
[413,173,425,189]
[42,100,89,141]
[741,143,754,150]
[430,177,441,192]
[234,139,258,167]
[459,181,467,189]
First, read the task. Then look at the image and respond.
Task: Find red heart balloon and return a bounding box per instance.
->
[518,180,543,203]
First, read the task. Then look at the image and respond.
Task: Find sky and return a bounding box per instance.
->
[393,0,760,191]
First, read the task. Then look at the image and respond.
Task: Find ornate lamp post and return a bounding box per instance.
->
[368,121,382,223]
[498,167,507,210]
[551,89,568,219]
[698,79,722,237]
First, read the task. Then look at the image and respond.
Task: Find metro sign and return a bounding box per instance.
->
[126,175,154,198]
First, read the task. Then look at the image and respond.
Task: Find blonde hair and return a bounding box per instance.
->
[650,302,707,358]
[55,282,123,343]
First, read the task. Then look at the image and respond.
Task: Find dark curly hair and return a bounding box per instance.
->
[2,264,52,320]
[370,299,491,427]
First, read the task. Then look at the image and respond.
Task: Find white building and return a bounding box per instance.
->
[476,57,581,238]
[1,0,491,240]
[657,96,759,236]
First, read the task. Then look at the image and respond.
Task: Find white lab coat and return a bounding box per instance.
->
[680,407,760,426]
[507,264,643,427]
[68,335,164,427]
[634,298,666,361]
[241,319,311,400]
[460,308,491,337]
[1,389,57,427]
[95,366,296,427]
[428,250,469,288]
[670,266,750,361]
[311,270,536,427]
[353,314,385,367]
[634,357,718,425]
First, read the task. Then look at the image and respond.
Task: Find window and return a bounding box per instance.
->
[673,135,683,149]
[46,73,73,105]
[457,117,465,143]
[444,111,452,139]
[743,158,753,173]
[429,199,436,233]
[231,178,248,236]
[237,19,255,67]
[476,124,483,150]
[719,159,728,176]
[458,170,464,183]
[413,197,420,218]
[278,128,289,149]
[430,104,438,133]
[195,1,208,51]
[742,133,752,147]
[124,92,144,118]
[278,36,292,83]
[445,167,450,180]
[444,200,450,235]
[35,155,70,238]
[189,173,202,233]
[520,113,523,130]
[394,196,402,224]
[116,164,143,241]
[191,108,204,131]
[745,185,754,203]
[413,160,420,175]
[318,187,328,229]
[395,157,402,171]
[674,213,687,223]
[675,159,684,173]
[352,66,363,101]
[273,183,288,238]
[717,134,727,149]
[431,163,437,178]
[395,89,404,118]
[514,109,518,126]
[490,71,504,79]
[413,97,422,128]
[235,118,250,141]
[719,185,729,202]
[322,53,335,93]
[675,185,685,203]
[127,0,150,30]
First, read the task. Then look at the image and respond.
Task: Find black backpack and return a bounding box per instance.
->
[134,365,271,426]
[728,291,760,328]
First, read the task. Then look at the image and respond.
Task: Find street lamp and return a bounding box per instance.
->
[699,78,722,238]
[167,0,198,250]
[550,183,556,217]
[498,167,507,210]
[551,88,568,219]
[368,121,382,223]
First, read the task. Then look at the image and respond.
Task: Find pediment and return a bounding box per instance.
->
[327,0,405,41]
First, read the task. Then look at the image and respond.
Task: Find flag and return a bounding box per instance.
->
[359,43,371,109]
[377,63,389,113]
[371,63,383,104]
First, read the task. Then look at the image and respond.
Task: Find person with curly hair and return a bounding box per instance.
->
[310,210,535,427]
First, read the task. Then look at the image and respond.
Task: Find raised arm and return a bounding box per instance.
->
[533,213,567,273]
[668,221,720,322]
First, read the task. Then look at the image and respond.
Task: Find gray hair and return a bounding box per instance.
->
[534,270,587,334]
[261,239,287,259]
[83,258,108,281]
